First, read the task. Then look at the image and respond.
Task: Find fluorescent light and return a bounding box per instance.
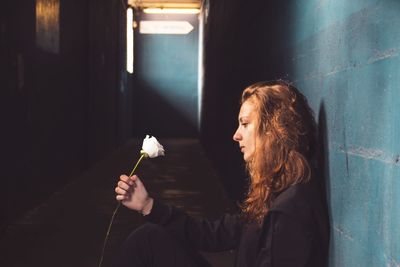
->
[143,8,200,14]
[127,7,134,73]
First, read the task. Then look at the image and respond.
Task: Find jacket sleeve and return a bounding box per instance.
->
[255,211,313,267]
[145,198,242,252]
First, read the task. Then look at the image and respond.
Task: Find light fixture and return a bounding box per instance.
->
[143,8,200,14]
[126,7,134,74]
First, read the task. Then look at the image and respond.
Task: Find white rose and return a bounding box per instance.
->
[141,135,165,158]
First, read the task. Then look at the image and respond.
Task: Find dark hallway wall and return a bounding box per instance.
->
[1,0,130,232]
[201,0,291,202]
[2,0,89,231]
[87,0,131,164]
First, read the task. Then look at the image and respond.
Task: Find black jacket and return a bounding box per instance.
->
[146,179,330,267]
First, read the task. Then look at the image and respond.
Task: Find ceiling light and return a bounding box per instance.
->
[143,8,200,14]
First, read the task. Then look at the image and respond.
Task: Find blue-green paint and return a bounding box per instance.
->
[133,13,199,136]
[287,1,400,266]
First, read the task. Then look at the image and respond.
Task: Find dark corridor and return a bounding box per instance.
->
[2,0,400,266]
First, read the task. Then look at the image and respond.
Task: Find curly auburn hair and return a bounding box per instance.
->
[240,80,317,224]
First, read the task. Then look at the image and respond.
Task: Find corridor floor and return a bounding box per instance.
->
[0,138,236,267]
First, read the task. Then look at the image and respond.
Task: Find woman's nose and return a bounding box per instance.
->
[233,129,241,141]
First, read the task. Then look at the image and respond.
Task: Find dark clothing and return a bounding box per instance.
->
[113,223,213,267]
[145,179,329,267]
[114,179,329,267]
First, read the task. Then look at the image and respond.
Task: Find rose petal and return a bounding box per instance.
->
[141,135,165,158]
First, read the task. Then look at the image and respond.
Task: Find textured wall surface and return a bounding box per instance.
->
[132,12,199,137]
[203,0,400,265]
[287,1,400,266]
[2,0,90,227]
[2,0,128,229]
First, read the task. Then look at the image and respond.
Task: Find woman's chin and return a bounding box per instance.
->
[243,154,252,162]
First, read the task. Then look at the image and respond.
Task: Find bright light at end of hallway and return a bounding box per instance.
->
[126,7,134,74]
[143,8,200,14]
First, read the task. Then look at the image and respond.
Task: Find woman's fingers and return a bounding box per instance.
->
[115,186,131,201]
[118,180,130,190]
[120,175,134,185]
[130,175,142,188]
[115,174,142,202]
[115,186,127,195]
[129,175,139,183]
[116,194,128,201]
[115,175,136,198]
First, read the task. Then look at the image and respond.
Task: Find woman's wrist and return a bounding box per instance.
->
[140,197,154,216]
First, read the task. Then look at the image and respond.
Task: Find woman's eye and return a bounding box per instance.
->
[241,123,248,127]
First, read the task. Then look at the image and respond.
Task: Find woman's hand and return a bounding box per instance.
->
[115,175,153,215]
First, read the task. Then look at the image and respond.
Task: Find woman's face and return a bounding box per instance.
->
[233,100,258,162]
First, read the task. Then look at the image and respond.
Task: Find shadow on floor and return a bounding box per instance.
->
[0,138,236,267]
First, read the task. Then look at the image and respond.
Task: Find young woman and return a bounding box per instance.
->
[113,80,330,267]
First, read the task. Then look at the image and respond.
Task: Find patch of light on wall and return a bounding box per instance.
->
[36,0,60,53]
[126,7,134,74]
[143,8,200,14]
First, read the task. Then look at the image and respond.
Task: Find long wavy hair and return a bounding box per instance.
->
[240,80,316,224]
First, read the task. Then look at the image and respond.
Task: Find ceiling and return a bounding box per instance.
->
[128,0,201,9]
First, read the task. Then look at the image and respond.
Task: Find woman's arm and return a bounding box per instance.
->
[115,174,241,252]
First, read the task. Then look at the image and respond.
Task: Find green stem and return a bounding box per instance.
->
[98,153,147,267]
[98,202,121,267]
[129,153,146,177]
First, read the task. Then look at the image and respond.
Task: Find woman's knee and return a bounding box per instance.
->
[115,223,166,264]
[116,223,211,267]
[125,223,166,246]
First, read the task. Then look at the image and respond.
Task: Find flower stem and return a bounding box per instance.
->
[98,202,121,267]
[129,153,146,177]
[98,153,147,267]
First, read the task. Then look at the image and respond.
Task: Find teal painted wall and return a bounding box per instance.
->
[203,0,399,265]
[132,13,199,137]
[286,1,400,266]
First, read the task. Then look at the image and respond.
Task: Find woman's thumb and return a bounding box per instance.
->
[131,175,145,188]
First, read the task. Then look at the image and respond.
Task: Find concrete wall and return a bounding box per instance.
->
[132,12,199,137]
[287,1,400,266]
[202,0,399,265]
